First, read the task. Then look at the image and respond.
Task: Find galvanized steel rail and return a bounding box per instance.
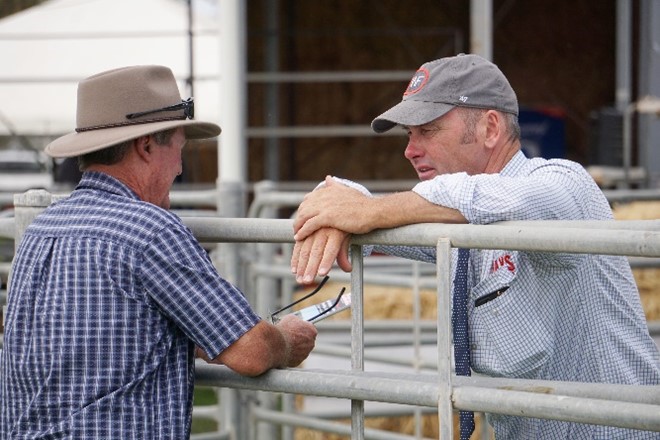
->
[182,215,660,438]
[3,190,660,439]
[183,217,660,256]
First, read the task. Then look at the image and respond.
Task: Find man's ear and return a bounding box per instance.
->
[134,135,153,162]
[483,110,502,149]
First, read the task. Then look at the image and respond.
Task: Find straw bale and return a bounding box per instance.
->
[292,281,437,321]
[612,201,660,221]
[294,413,490,440]
[612,201,660,320]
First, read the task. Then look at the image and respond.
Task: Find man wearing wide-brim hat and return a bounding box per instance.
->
[0,65,317,439]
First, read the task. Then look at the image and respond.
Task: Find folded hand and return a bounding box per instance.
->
[291,227,352,284]
[293,176,374,241]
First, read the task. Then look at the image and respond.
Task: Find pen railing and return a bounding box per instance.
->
[187,216,660,440]
[2,190,660,440]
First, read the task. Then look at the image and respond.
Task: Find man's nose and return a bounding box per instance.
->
[404,139,422,160]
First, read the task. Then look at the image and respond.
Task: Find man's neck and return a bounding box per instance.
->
[86,163,146,202]
[484,139,521,174]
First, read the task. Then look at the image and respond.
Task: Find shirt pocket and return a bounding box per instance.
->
[469,265,553,378]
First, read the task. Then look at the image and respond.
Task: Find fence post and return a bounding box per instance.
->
[214,180,249,440]
[253,180,281,440]
[350,244,365,440]
[3,190,52,329]
[436,238,454,439]
[13,189,52,254]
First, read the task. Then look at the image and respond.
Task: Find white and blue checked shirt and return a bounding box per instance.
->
[347,151,660,439]
[1,172,261,439]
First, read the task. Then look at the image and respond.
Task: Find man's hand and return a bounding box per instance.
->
[291,227,352,284]
[210,316,317,376]
[291,176,468,284]
[293,176,374,241]
[276,314,318,367]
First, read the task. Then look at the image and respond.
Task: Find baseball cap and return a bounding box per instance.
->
[371,53,518,133]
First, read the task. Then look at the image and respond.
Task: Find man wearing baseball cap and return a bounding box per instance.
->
[291,54,660,439]
[0,65,317,439]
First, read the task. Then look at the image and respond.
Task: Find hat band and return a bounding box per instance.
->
[75,116,187,133]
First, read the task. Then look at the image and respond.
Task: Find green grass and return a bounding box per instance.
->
[193,386,218,406]
[191,386,220,434]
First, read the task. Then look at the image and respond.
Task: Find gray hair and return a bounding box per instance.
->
[456,107,520,144]
[78,128,178,170]
[503,112,521,141]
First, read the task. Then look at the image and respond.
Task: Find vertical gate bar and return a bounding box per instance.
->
[255,268,279,440]
[436,238,454,439]
[350,244,365,440]
[281,273,296,440]
[412,261,423,439]
[253,188,280,440]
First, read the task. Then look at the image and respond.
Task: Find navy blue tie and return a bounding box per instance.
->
[453,248,474,440]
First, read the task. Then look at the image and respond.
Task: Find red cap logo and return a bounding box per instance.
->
[404,68,429,96]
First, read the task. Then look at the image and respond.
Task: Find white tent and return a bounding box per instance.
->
[0,0,221,138]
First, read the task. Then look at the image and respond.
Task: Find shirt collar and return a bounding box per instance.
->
[499,150,528,177]
[75,171,141,201]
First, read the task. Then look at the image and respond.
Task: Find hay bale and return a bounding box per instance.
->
[612,201,660,220]
[294,413,490,440]
[612,201,660,320]
[292,281,437,321]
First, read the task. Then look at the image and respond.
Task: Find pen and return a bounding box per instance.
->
[474,286,509,307]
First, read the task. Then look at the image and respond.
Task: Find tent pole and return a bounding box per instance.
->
[187,0,194,97]
[216,2,249,438]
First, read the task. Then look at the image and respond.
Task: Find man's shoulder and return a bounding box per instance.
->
[524,155,583,170]
[31,192,185,246]
[521,156,593,181]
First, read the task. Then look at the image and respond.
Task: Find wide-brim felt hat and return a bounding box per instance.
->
[45,65,221,158]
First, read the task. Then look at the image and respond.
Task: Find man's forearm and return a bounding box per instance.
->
[367,191,467,230]
[294,183,467,242]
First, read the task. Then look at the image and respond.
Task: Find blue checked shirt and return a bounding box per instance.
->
[1,172,261,439]
[344,151,660,439]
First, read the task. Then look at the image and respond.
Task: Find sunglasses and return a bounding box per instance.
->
[126,97,194,120]
[269,276,348,324]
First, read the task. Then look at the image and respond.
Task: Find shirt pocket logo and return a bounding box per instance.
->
[491,253,516,273]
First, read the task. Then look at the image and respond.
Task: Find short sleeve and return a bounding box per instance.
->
[141,224,260,359]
